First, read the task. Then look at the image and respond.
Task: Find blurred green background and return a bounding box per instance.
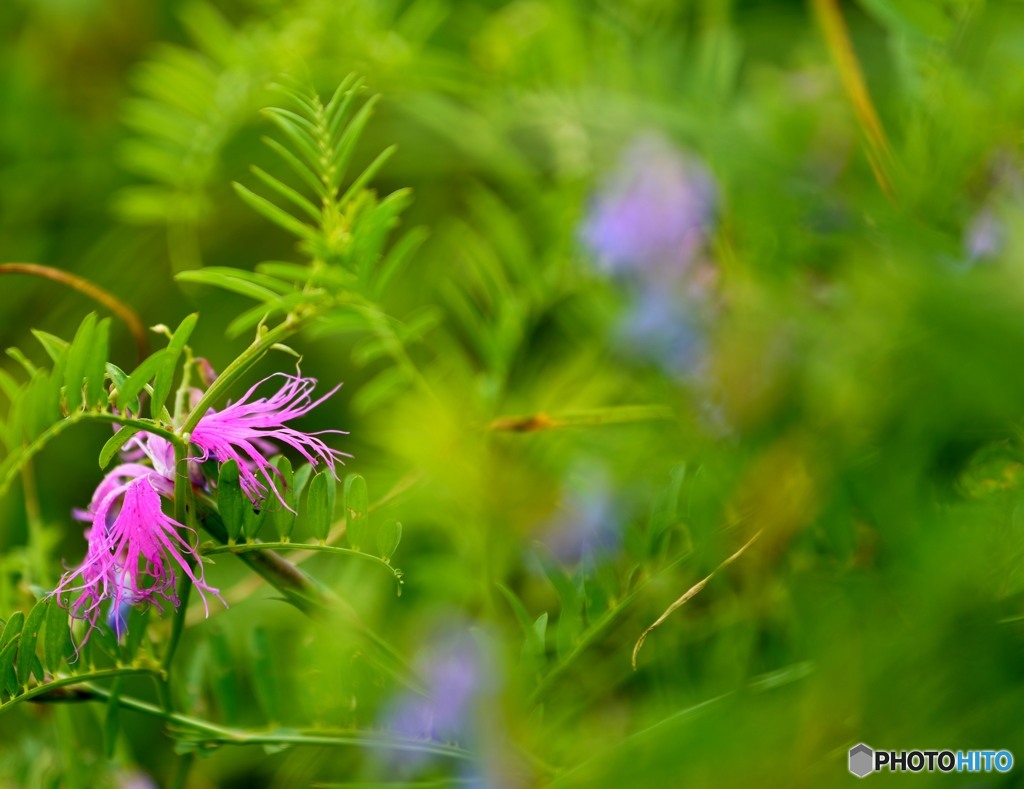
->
[4,0,1024,786]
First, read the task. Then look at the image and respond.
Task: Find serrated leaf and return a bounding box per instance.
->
[44,599,71,673]
[306,471,336,543]
[151,312,198,418]
[116,349,170,414]
[376,520,401,561]
[17,599,47,689]
[100,426,141,469]
[217,460,245,543]
[343,474,369,551]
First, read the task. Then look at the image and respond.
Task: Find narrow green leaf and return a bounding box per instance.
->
[0,636,20,698]
[324,73,360,130]
[305,471,336,543]
[86,318,111,408]
[5,347,38,376]
[0,612,25,648]
[217,460,245,543]
[326,76,365,140]
[343,474,369,550]
[262,136,325,197]
[17,599,47,688]
[373,226,428,299]
[251,166,321,221]
[269,455,297,541]
[233,183,318,241]
[330,95,381,190]
[376,520,402,562]
[116,349,170,414]
[43,600,71,673]
[177,267,289,300]
[105,363,138,413]
[31,330,69,363]
[63,313,97,413]
[100,426,141,470]
[242,467,271,541]
[337,144,396,207]
[151,312,198,418]
[0,368,20,403]
[538,556,584,661]
[261,108,324,170]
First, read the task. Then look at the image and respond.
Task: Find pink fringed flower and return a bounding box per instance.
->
[190,373,348,507]
[54,474,221,634]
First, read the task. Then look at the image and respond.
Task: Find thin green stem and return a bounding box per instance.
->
[180,317,307,435]
[0,667,160,713]
[0,412,186,496]
[203,541,402,583]
[82,684,473,760]
[159,442,195,710]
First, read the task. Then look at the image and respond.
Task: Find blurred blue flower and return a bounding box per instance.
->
[580,131,717,281]
[386,637,484,741]
[964,207,1003,263]
[541,476,622,567]
[379,628,495,780]
[617,285,709,380]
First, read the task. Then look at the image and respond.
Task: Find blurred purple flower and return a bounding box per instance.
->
[617,285,709,380]
[385,635,486,742]
[379,629,495,780]
[191,373,349,509]
[581,132,717,281]
[541,476,622,566]
[964,207,1003,263]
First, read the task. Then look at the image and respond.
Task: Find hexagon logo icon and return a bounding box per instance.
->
[849,743,874,778]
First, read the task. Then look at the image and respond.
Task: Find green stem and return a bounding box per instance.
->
[82,684,473,760]
[0,412,186,496]
[180,317,307,435]
[203,541,402,583]
[0,667,160,713]
[159,442,195,710]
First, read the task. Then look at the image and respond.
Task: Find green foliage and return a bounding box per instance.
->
[6,1,1024,787]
